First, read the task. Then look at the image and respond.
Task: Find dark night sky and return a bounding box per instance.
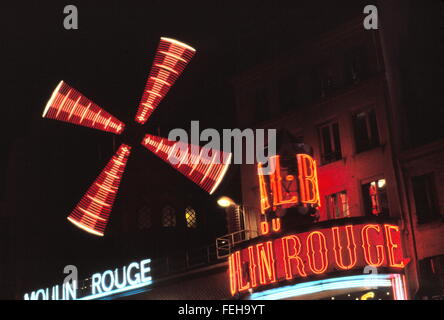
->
[0,0,371,297]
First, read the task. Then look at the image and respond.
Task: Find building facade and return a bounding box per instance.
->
[228,3,444,300]
[10,1,444,301]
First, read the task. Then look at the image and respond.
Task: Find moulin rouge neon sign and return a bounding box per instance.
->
[257,153,321,235]
[228,223,407,296]
[24,258,152,300]
[258,154,321,213]
[228,153,407,296]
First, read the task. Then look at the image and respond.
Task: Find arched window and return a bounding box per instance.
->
[185,206,197,229]
[161,205,176,227]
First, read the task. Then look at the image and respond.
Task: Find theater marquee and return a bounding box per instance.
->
[228,222,407,296]
[228,153,409,298]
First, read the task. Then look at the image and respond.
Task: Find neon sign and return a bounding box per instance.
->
[141,134,232,194]
[228,223,407,296]
[257,153,320,237]
[24,258,152,300]
[42,37,231,236]
[258,154,321,214]
[68,144,132,236]
[249,274,407,300]
[135,37,196,124]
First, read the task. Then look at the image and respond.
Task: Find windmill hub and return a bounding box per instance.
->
[119,122,150,148]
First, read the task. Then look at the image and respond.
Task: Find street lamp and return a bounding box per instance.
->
[217,196,236,208]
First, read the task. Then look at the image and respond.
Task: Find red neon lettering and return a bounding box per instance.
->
[260,221,270,235]
[384,224,405,268]
[332,225,357,270]
[306,231,328,274]
[361,224,385,267]
[257,162,271,213]
[272,218,281,232]
[297,154,321,207]
[270,156,298,208]
[228,254,238,296]
[247,246,258,288]
[234,251,250,292]
[256,241,277,285]
[281,235,307,279]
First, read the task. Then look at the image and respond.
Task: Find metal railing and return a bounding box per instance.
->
[215,229,259,259]
[77,230,260,294]
[149,243,222,279]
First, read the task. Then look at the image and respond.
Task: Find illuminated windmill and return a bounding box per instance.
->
[42,37,232,237]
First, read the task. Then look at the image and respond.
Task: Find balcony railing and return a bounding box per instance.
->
[77,229,260,295]
[215,229,259,259]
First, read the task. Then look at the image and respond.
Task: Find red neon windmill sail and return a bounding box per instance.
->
[42,81,125,134]
[43,37,231,237]
[67,144,131,236]
[135,37,196,124]
[141,134,232,194]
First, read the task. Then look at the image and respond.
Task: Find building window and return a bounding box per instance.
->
[412,174,440,224]
[362,179,389,216]
[161,205,176,227]
[318,121,342,165]
[185,206,197,229]
[418,255,444,299]
[353,109,380,153]
[137,206,152,230]
[326,191,349,219]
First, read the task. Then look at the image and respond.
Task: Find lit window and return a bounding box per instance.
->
[161,205,176,227]
[326,191,349,219]
[362,179,389,216]
[185,206,197,229]
[318,121,342,165]
[353,109,380,153]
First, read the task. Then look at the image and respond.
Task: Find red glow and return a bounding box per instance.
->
[67,144,131,236]
[235,251,250,292]
[271,218,281,232]
[361,224,385,267]
[306,231,329,274]
[281,235,307,279]
[256,241,277,285]
[247,246,258,288]
[228,222,407,295]
[258,163,271,214]
[135,37,196,124]
[332,225,357,270]
[141,134,231,194]
[270,156,299,208]
[260,221,270,235]
[384,224,405,268]
[228,254,238,296]
[42,81,125,134]
[297,154,321,207]
[257,153,321,214]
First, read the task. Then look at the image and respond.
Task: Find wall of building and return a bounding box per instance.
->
[126,263,231,300]
[232,11,444,299]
